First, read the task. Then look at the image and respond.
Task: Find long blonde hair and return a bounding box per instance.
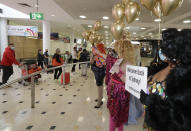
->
[114,39,136,65]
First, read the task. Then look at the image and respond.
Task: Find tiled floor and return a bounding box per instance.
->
[0,59,153,131]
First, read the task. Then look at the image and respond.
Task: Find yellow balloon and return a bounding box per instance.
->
[122,0,131,6]
[140,0,158,10]
[112,4,125,21]
[160,0,183,16]
[152,2,163,18]
[125,1,141,24]
[82,30,91,41]
[82,32,86,39]
[111,21,125,40]
[94,21,102,31]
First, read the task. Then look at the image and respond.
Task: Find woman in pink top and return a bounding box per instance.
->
[107,40,136,131]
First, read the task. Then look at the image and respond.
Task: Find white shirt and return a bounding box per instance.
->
[72,50,77,59]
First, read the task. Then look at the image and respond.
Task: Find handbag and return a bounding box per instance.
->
[52,58,63,67]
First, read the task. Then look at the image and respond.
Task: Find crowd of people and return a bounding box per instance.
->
[0,45,90,85]
[0,28,190,131]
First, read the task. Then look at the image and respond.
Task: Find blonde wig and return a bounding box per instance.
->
[114,39,136,65]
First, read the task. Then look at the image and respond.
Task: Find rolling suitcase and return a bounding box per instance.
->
[81,64,87,76]
[61,72,70,85]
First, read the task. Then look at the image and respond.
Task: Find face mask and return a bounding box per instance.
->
[159,49,166,61]
[10,47,15,50]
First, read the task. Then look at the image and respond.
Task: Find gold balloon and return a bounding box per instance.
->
[111,21,125,40]
[82,30,91,41]
[112,4,125,21]
[89,33,98,44]
[152,2,163,18]
[125,1,141,24]
[122,0,131,6]
[140,0,158,10]
[160,0,183,16]
[97,34,104,43]
[82,32,86,39]
[90,29,96,35]
[94,21,102,31]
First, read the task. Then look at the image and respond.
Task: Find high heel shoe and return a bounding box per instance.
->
[94,102,103,108]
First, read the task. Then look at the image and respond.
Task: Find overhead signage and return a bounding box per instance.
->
[30,12,44,20]
[125,65,148,99]
[8,25,38,37]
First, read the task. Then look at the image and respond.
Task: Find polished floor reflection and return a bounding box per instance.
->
[0,59,153,131]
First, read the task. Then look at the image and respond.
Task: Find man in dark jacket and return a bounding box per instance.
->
[44,49,49,66]
[37,49,44,69]
[80,49,88,76]
[1,43,21,84]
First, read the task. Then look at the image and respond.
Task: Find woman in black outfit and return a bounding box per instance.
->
[37,49,44,69]
[53,48,63,80]
[140,29,191,131]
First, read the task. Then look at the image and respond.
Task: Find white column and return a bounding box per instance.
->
[43,21,51,53]
[70,29,74,53]
[0,18,8,60]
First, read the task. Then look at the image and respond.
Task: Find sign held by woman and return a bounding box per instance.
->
[125,65,148,99]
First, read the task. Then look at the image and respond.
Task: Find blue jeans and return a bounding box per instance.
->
[127,95,144,125]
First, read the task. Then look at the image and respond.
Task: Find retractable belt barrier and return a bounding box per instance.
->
[0,61,90,108]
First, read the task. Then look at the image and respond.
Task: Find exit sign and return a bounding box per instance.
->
[30,13,44,20]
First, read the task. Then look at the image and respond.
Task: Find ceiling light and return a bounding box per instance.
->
[103,16,109,20]
[144,38,147,39]
[162,28,166,31]
[141,36,144,38]
[133,32,136,35]
[125,26,130,30]
[51,14,55,17]
[104,26,109,29]
[136,18,140,21]
[88,25,92,28]
[178,29,182,31]
[154,18,161,22]
[79,15,87,19]
[141,27,146,30]
[183,20,191,24]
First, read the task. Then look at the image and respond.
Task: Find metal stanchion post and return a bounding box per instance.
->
[62,66,65,88]
[31,76,35,108]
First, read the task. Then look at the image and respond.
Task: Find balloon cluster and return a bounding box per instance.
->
[141,0,183,18]
[111,0,140,40]
[82,21,104,44]
[111,0,183,40]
